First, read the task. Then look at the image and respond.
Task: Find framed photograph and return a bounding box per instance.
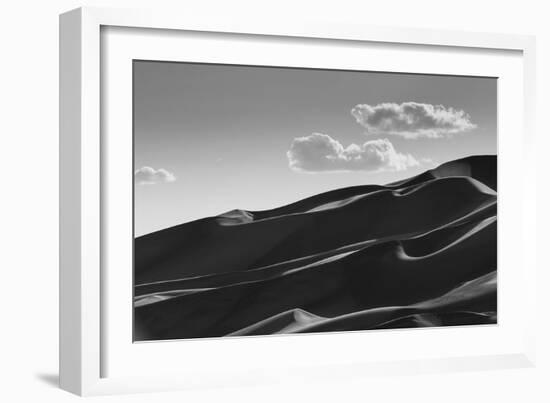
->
[60,7,537,396]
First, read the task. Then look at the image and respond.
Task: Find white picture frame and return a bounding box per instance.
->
[59,6,538,396]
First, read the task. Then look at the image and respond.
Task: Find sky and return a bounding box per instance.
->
[134,61,497,236]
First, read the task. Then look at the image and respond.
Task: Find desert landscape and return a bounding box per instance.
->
[134,154,497,341]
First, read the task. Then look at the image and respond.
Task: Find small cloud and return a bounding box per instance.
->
[420,157,436,166]
[134,166,176,185]
[351,102,476,139]
[287,133,419,173]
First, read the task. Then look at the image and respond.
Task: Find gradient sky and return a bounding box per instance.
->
[134,61,497,236]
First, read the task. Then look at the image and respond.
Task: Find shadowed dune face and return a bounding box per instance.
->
[134,155,497,341]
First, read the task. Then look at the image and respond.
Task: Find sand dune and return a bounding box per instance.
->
[134,155,498,341]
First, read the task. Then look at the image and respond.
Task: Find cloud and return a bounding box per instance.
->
[134,166,176,185]
[287,133,419,173]
[351,102,476,139]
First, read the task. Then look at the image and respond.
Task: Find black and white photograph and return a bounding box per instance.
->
[133,61,497,342]
[3,0,548,399]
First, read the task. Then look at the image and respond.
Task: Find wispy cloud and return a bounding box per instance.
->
[134,166,176,185]
[287,133,419,173]
[351,102,476,139]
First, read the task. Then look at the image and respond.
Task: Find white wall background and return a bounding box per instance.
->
[0,0,548,401]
